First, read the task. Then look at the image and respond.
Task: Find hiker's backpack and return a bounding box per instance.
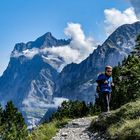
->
[96,73,105,93]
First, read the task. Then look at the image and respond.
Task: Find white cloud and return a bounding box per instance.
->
[42,23,97,65]
[11,48,39,59]
[53,97,69,107]
[12,23,98,71]
[23,49,39,58]
[42,46,80,64]
[104,7,138,36]
[64,23,97,60]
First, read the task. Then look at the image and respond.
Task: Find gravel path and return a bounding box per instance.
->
[51,117,103,140]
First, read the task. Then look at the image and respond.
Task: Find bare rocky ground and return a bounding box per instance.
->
[51,116,105,140]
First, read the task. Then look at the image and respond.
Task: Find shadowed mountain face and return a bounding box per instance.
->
[54,21,140,103]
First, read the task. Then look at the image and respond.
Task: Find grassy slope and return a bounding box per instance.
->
[28,100,140,140]
[89,99,140,139]
[28,118,70,140]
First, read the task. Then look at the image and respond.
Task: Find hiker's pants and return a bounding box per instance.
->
[100,92,111,112]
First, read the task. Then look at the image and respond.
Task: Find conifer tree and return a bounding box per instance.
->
[110,35,140,109]
[1,101,28,140]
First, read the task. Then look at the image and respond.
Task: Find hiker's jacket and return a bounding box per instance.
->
[96,73,113,93]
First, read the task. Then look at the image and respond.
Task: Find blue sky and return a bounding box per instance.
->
[0,0,134,75]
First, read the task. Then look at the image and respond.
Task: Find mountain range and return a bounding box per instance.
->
[0,21,140,128]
